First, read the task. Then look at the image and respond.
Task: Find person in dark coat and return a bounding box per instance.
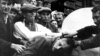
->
[0,0,25,56]
[75,6,100,50]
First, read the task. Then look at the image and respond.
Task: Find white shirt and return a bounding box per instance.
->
[14,21,52,41]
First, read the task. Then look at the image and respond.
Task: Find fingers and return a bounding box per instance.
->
[22,45,26,49]
[16,45,26,53]
[11,43,26,53]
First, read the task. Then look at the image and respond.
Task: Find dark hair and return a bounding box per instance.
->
[13,14,24,23]
[92,6,100,13]
[11,8,20,15]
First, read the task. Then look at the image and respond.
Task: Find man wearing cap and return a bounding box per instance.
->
[14,4,63,44]
[37,7,58,32]
[73,6,100,50]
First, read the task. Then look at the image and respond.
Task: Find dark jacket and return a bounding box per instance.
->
[77,26,100,50]
[0,15,21,56]
[71,26,100,56]
[80,33,100,50]
[77,26,98,40]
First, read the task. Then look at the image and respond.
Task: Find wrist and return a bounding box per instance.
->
[11,43,15,48]
[58,33,62,37]
[74,40,81,46]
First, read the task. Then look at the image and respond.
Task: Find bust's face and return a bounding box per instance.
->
[52,38,70,51]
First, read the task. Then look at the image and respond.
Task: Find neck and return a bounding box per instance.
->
[25,20,35,25]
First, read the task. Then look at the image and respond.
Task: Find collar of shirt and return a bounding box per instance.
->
[4,15,8,24]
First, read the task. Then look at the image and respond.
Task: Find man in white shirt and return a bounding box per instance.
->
[13,4,72,56]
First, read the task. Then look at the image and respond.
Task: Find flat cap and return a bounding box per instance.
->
[37,7,51,13]
[21,4,40,12]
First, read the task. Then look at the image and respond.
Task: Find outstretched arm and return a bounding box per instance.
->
[75,34,100,50]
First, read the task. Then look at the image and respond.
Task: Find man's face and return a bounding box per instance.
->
[0,0,12,14]
[56,13,63,22]
[25,11,36,22]
[93,10,100,26]
[52,38,70,51]
[40,12,51,22]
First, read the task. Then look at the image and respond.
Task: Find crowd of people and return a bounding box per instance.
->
[0,0,67,56]
[0,0,100,56]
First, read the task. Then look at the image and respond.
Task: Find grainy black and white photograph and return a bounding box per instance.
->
[0,0,100,56]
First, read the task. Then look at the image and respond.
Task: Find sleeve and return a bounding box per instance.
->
[80,34,100,50]
[14,22,45,41]
[0,39,11,48]
[13,37,50,56]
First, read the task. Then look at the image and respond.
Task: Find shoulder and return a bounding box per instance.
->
[35,23,50,30]
[35,23,44,28]
[35,23,52,33]
[14,21,26,28]
[14,21,24,26]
